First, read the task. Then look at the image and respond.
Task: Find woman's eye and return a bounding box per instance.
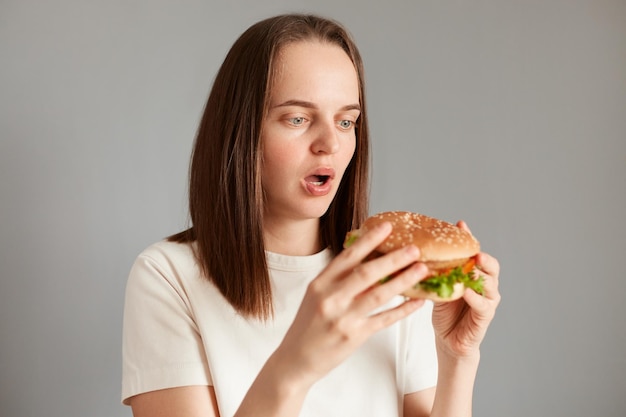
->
[338,120,353,129]
[289,117,305,126]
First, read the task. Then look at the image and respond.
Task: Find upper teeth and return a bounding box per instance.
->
[311,175,328,186]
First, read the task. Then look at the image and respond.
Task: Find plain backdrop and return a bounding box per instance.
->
[1,1,625,416]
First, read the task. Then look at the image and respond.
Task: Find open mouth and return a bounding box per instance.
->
[309,175,330,186]
[303,169,335,196]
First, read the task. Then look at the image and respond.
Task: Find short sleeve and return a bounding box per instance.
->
[403,301,438,393]
[121,250,211,405]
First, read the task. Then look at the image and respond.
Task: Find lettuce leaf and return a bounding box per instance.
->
[343,232,360,248]
[343,232,483,299]
[418,266,484,298]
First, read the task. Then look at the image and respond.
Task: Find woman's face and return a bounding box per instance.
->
[261,41,360,225]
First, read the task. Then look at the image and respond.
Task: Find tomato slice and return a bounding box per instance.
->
[439,258,476,276]
[462,258,476,275]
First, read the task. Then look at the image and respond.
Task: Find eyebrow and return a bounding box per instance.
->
[272,99,361,112]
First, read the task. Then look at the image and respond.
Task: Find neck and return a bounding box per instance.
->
[263,217,323,256]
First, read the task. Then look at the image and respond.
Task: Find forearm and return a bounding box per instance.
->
[429,347,480,417]
[234,349,314,417]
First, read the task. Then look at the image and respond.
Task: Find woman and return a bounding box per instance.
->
[122,13,500,417]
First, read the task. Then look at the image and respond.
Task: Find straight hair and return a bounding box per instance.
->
[169,14,371,320]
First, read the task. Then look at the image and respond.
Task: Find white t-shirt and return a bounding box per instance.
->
[122,240,438,416]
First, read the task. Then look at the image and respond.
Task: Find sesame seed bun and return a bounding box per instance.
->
[345,211,481,301]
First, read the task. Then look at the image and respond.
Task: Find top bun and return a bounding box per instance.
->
[360,211,480,268]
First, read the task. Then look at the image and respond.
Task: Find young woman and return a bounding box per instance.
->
[122,13,500,417]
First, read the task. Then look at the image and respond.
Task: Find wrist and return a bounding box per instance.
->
[437,345,481,365]
[435,341,481,382]
[235,348,314,416]
[263,348,317,397]
[430,346,480,417]
[435,335,481,364]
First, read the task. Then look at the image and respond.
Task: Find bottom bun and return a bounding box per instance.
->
[402,282,466,302]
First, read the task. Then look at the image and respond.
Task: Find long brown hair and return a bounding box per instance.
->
[170,14,371,320]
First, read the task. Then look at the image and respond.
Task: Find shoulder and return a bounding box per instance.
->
[127,240,201,292]
[137,239,196,264]
[134,240,197,274]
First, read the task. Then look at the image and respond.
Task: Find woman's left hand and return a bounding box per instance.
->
[431,220,501,358]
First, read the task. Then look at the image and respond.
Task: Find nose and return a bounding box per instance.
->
[310,120,340,155]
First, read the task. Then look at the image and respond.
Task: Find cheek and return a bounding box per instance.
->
[261,142,295,177]
[340,139,357,168]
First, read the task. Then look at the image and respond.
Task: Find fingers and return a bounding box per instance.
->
[336,221,393,269]
[316,221,391,288]
[367,297,425,332]
[352,261,428,315]
[454,218,500,298]
[322,221,422,295]
[308,220,428,326]
[475,252,499,282]
[464,251,501,314]
[456,219,471,234]
[346,244,422,293]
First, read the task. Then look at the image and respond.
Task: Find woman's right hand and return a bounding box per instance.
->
[234,221,429,416]
[274,221,428,389]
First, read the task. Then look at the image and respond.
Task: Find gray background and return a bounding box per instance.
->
[1,1,625,416]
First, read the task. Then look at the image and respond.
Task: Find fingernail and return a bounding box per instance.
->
[376,222,392,233]
[405,245,419,257]
[412,262,427,275]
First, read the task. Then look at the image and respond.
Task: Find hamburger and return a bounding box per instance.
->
[344,211,484,302]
